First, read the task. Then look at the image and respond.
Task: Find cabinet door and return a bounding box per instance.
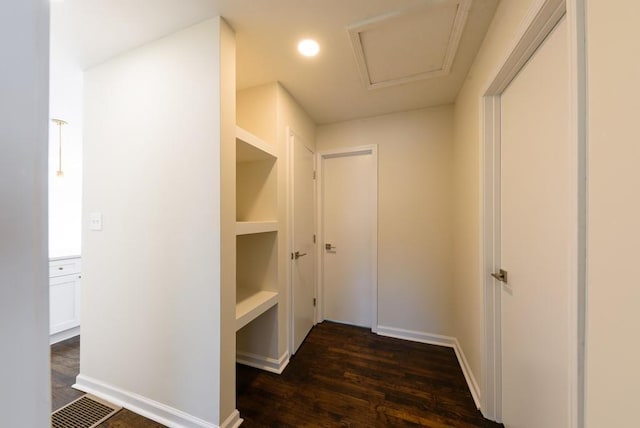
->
[50,274,81,335]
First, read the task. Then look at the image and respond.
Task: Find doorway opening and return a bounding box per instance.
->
[481,0,586,424]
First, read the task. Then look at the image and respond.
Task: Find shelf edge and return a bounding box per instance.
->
[236,126,278,159]
[236,290,279,331]
[236,221,279,235]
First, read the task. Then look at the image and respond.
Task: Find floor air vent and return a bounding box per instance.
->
[52,395,120,428]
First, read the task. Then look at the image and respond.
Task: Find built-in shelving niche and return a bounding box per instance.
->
[235,126,280,366]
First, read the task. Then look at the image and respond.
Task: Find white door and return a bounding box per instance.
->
[291,133,316,354]
[499,17,570,427]
[321,148,377,328]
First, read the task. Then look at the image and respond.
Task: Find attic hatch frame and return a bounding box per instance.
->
[347,0,471,90]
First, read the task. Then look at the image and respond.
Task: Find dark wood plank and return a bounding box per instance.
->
[237,321,504,427]
[51,336,84,411]
[96,409,165,428]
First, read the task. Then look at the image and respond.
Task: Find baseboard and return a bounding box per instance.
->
[376,325,481,409]
[236,350,290,374]
[50,326,80,345]
[74,374,236,428]
[220,410,242,428]
[451,338,481,409]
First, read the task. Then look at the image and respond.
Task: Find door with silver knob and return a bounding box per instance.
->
[293,251,307,260]
[321,148,377,329]
[497,18,572,427]
[291,132,316,354]
[491,269,507,283]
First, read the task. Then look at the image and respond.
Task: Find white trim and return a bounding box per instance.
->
[484,0,567,95]
[480,0,585,424]
[566,2,587,427]
[452,337,481,410]
[376,325,481,409]
[49,326,79,345]
[317,145,378,332]
[74,374,238,428]
[286,126,293,355]
[376,325,457,347]
[219,410,242,428]
[236,350,290,375]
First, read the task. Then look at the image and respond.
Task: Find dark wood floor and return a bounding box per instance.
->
[237,322,502,427]
[51,336,84,411]
[52,323,502,427]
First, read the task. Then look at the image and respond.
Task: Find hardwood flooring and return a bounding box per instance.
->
[237,322,502,427]
[52,323,502,427]
[51,336,84,411]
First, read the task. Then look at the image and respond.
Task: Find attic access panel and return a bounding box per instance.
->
[348,0,471,90]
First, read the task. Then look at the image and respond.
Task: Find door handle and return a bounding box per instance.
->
[491,269,508,283]
[294,251,307,260]
[325,243,336,251]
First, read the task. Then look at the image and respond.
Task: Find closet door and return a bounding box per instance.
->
[291,133,316,353]
[321,148,377,329]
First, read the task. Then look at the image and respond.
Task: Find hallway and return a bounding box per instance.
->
[52,323,501,427]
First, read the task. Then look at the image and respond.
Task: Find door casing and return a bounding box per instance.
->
[480,0,586,424]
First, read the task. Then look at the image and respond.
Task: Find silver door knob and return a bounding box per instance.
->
[491,269,508,283]
[325,243,336,250]
[294,251,307,260]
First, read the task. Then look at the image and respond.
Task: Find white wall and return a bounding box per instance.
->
[317,106,454,336]
[237,84,278,145]
[49,27,83,258]
[451,0,536,394]
[0,0,51,425]
[585,0,640,425]
[79,18,236,426]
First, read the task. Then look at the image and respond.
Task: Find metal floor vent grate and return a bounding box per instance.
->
[52,395,120,428]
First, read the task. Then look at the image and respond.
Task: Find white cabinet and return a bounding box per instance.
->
[49,256,81,344]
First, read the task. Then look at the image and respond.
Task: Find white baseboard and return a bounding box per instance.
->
[220,410,242,428]
[451,337,481,409]
[236,350,289,374]
[74,374,237,428]
[50,326,80,345]
[376,325,481,409]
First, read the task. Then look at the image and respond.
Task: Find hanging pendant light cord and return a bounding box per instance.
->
[51,118,67,177]
[58,122,63,173]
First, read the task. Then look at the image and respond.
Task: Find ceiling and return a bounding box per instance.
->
[51,0,499,124]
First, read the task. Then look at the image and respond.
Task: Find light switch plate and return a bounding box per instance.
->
[89,212,102,231]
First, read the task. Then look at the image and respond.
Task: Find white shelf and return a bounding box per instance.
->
[236,126,278,161]
[236,221,278,235]
[236,290,279,331]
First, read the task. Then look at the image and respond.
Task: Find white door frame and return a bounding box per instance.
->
[317,145,378,332]
[287,127,317,355]
[480,0,586,424]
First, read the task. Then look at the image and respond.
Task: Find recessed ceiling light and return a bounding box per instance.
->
[297,39,320,57]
